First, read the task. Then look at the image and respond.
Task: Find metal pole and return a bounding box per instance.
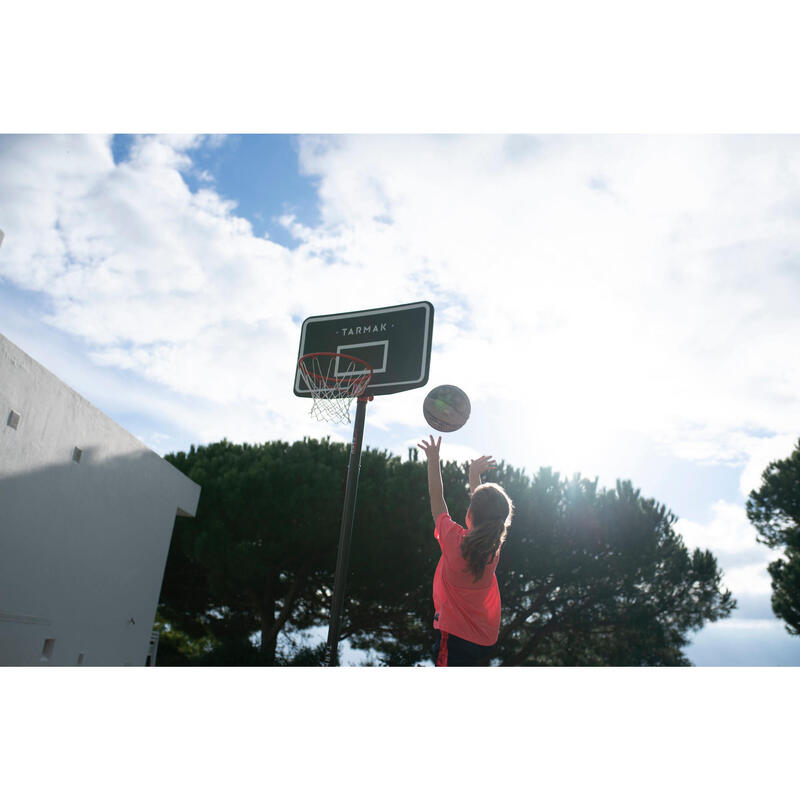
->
[326,395,370,666]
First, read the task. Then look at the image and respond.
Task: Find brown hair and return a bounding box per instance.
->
[461,482,514,581]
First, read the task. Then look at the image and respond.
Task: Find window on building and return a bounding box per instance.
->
[41,638,56,662]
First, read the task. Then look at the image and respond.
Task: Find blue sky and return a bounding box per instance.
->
[2,133,800,666]
[110,135,322,248]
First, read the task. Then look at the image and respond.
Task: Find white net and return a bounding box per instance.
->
[298,354,373,424]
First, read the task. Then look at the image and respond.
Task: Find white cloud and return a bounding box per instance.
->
[710,618,782,632]
[295,135,800,469]
[722,562,773,598]
[675,498,776,614]
[676,499,765,558]
[686,615,800,666]
[1,134,799,479]
[738,433,798,498]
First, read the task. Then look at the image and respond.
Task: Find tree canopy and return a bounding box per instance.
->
[746,437,800,637]
[158,438,735,666]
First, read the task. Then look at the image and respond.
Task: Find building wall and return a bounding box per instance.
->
[0,333,200,666]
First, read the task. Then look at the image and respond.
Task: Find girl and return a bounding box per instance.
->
[417,434,514,667]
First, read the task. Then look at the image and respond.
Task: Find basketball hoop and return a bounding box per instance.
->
[297,352,374,424]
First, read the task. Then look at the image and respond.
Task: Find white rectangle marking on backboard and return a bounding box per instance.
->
[336,340,388,375]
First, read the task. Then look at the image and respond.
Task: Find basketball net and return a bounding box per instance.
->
[297,353,373,424]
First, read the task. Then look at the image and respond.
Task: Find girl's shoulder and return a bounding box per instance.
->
[435,512,467,538]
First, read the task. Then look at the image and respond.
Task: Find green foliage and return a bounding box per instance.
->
[746,438,800,636]
[160,438,736,666]
[494,467,735,665]
[152,611,218,665]
[161,438,348,665]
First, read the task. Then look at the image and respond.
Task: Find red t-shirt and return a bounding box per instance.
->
[432,512,501,646]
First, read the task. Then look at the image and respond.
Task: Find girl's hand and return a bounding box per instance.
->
[469,455,496,477]
[417,434,442,461]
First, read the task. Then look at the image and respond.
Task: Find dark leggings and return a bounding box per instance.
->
[433,629,495,666]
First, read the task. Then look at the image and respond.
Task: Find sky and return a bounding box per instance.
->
[1,133,800,666]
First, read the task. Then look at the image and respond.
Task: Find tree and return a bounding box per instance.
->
[159,438,349,665]
[159,438,735,666]
[746,438,800,636]
[492,465,735,666]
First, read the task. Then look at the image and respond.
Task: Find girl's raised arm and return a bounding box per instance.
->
[417,435,448,523]
[468,455,497,495]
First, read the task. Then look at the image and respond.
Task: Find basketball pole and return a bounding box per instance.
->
[326,394,371,666]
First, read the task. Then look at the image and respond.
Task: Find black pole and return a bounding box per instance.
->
[326,395,370,666]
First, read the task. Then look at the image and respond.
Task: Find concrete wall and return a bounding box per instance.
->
[0,333,200,666]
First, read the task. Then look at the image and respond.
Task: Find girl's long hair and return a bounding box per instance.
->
[461,482,514,581]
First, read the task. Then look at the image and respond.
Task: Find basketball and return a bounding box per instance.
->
[423,385,471,432]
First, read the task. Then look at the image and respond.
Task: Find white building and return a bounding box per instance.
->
[0,333,200,666]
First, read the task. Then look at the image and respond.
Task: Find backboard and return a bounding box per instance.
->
[294,301,434,397]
